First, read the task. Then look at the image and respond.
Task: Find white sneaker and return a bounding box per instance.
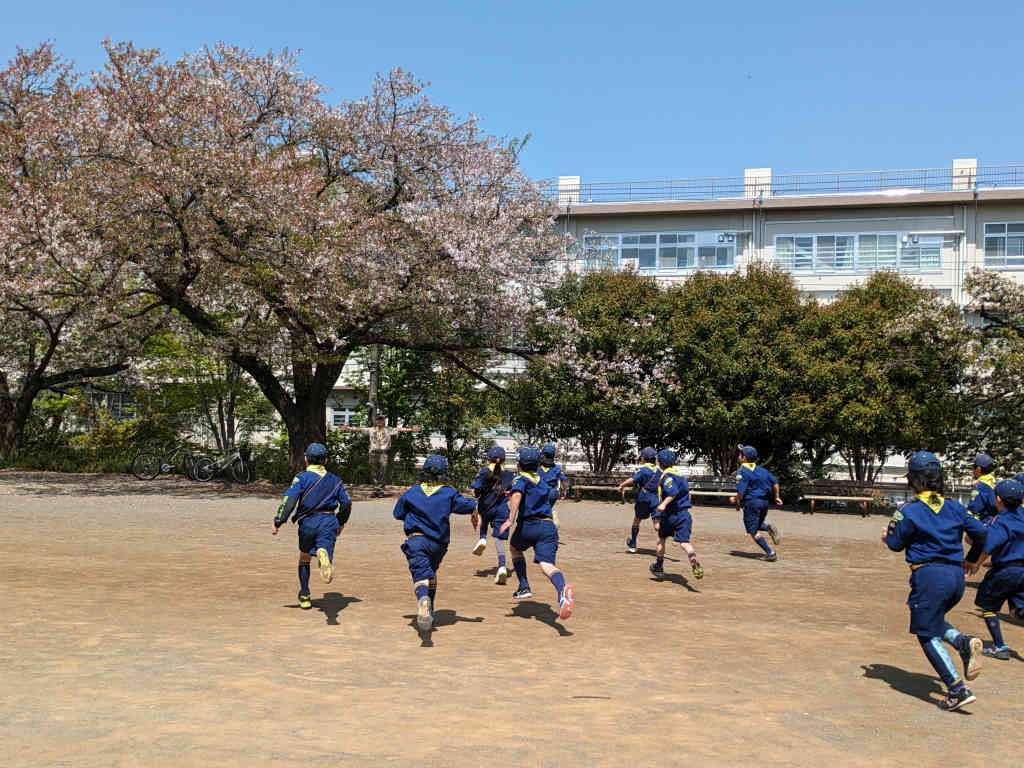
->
[416,596,433,631]
[495,566,508,585]
[472,538,487,556]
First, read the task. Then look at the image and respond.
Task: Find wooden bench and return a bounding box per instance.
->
[568,472,633,502]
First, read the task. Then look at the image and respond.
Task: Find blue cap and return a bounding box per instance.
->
[995,479,1024,503]
[907,451,942,473]
[1015,473,1024,486]
[518,446,540,468]
[422,454,448,475]
[739,444,757,460]
[640,447,657,461]
[972,453,994,469]
[487,445,506,462]
[305,443,327,461]
[657,449,676,467]
[541,444,557,457]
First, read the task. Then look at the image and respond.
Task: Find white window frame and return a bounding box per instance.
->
[984,222,1024,270]
[579,231,736,274]
[773,231,941,274]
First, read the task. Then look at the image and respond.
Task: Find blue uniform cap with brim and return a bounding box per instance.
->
[422,454,448,475]
[972,453,994,469]
[640,447,657,461]
[906,451,942,473]
[738,444,757,460]
[487,446,506,462]
[1015,473,1024,486]
[305,442,327,461]
[518,446,540,468]
[540,444,556,457]
[657,449,676,467]
[995,479,1024,503]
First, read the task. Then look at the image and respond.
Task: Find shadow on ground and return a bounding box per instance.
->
[860,664,968,711]
[506,600,573,637]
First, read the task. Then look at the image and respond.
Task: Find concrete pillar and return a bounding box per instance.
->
[557,175,581,205]
[744,168,771,199]
[952,158,976,191]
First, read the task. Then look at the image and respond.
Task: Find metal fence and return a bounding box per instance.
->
[543,164,1024,204]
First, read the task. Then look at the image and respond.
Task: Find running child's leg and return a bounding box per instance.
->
[650,536,667,577]
[473,516,488,556]
[539,560,574,620]
[678,541,704,580]
[509,543,531,598]
[298,553,312,609]
[627,515,641,552]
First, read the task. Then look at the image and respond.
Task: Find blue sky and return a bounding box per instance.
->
[5,1,1021,183]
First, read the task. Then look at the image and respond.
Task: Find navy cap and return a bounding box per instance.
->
[305,442,327,461]
[995,479,1024,503]
[422,454,448,475]
[518,446,540,468]
[972,453,994,469]
[657,449,676,467]
[640,447,657,461]
[541,444,557,457]
[487,445,506,462]
[374,413,386,421]
[907,451,942,473]
[1015,473,1024,486]
[738,444,757,460]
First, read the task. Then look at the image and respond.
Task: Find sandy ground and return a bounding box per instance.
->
[1,470,1022,767]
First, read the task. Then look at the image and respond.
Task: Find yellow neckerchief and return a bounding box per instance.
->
[517,471,540,484]
[307,464,327,477]
[658,466,686,499]
[486,462,503,473]
[741,462,757,472]
[641,462,657,471]
[977,474,996,489]
[916,490,945,515]
[375,426,387,440]
[420,483,446,497]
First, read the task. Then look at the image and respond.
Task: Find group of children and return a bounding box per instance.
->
[271,441,1023,713]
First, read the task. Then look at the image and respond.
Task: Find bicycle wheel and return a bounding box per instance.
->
[182,453,198,481]
[193,456,216,482]
[131,452,161,480]
[231,459,251,484]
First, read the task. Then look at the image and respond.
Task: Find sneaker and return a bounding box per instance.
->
[940,687,976,711]
[316,547,334,584]
[982,644,1011,661]
[495,566,509,585]
[626,539,637,554]
[558,584,575,620]
[961,636,983,679]
[472,538,487,556]
[767,524,781,546]
[1009,605,1023,622]
[298,594,312,610]
[763,552,778,562]
[512,586,533,600]
[649,562,664,579]
[691,559,705,580]
[416,596,433,631]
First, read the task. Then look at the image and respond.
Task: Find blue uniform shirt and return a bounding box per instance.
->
[658,468,692,515]
[736,463,777,504]
[539,463,568,504]
[982,507,1024,566]
[392,483,476,545]
[510,472,553,519]
[967,475,998,520]
[470,463,515,516]
[277,465,350,523]
[884,492,987,565]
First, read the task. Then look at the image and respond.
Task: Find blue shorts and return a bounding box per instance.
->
[742,503,769,535]
[298,514,340,558]
[634,491,658,521]
[658,511,693,544]
[479,504,510,541]
[975,564,1024,613]
[907,562,965,637]
[510,517,559,564]
[401,535,447,583]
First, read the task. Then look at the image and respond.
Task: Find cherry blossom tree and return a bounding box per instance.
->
[87,42,560,469]
[0,44,159,460]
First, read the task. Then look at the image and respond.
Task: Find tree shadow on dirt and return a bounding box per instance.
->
[650,572,700,593]
[474,567,498,578]
[860,664,967,711]
[403,609,485,647]
[506,600,573,637]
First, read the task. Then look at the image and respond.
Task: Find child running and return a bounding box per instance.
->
[470,445,516,584]
[393,454,477,631]
[271,442,352,610]
[967,453,999,522]
[499,446,575,620]
[539,444,569,527]
[883,450,987,711]
[730,444,782,561]
[965,479,1024,660]
[649,449,704,581]
[616,447,661,553]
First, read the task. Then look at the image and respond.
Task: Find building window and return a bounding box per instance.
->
[90,390,134,420]
[332,408,357,428]
[775,232,937,274]
[900,235,943,271]
[985,223,1024,268]
[583,235,619,271]
[579,231,735,273]
[658,233,695,269]
[622,234,657,269]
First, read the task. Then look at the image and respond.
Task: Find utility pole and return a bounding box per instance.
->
[367,343,380,423]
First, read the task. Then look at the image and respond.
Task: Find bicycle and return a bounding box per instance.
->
[131,441,200,481]
[193,445,252,484]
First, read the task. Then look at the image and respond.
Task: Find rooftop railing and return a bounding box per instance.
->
[543,164,1024,204]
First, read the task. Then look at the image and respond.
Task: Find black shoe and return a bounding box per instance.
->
[940,687,976,711]
[649,562,664,579]
[763,552,778,562]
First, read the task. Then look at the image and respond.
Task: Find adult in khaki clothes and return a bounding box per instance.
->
[340,414,420,497]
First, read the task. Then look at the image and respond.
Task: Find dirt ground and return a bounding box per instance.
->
[2,471,1023,767]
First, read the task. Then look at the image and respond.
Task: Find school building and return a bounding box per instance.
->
[549,160,1024,302]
